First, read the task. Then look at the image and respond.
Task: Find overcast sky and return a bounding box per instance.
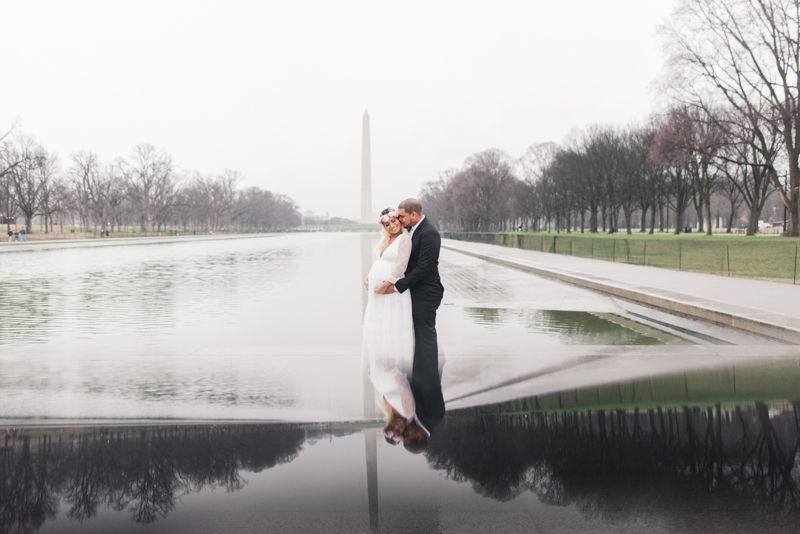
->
[0,1,675,220]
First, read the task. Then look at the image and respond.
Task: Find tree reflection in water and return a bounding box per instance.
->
[1,424,307,533]
[3,404,799,533]
[427,403,800,519]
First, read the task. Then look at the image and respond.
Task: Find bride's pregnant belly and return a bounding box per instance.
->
[367,260,398,291]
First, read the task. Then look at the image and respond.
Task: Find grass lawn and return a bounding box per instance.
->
[443,231,800,283]
[520,231,797,241]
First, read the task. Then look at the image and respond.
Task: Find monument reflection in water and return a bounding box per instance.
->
[4,364,800,533]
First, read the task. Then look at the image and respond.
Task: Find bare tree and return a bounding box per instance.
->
[651,110,696,234]
[662,0,800,235]
[686,107,726,235]
[520,143,559,231]
[418,169,456,230]
[714,108,780,233]
[562,134,604,233]
[0,125,24,231]
[121,145,174,232]
[618,126,650,234]
[69,151,103,232]
[6,136,50,232]
[716,155,748,230]
[35,153,61,233]
[42,177,71,233]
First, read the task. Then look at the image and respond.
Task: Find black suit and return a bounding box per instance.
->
[394,217,445,397]
[394,217,444,302]
[411,380,445,435]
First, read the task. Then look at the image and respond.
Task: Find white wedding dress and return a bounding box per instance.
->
[362,233,416,419]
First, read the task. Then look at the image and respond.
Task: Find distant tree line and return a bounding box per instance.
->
[0,132,301,234]
[421,0,799,237]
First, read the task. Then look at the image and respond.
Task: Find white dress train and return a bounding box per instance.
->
[362,233,415,419]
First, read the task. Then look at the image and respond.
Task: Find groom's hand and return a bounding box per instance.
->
[375,281,395,294]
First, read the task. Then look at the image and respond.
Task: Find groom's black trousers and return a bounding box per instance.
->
[411,299,441,389]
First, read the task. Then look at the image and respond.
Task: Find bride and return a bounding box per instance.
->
[362,207,415,441]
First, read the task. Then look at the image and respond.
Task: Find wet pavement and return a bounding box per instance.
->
[2,232,800,532]
[443,237,800,343]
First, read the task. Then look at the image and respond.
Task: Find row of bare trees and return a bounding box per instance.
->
[0,133,301,234]
[422,0,799,236]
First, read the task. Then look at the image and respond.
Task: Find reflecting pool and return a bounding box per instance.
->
[3,374,798,533]
[4,233,762,423]
[2,233,800,532]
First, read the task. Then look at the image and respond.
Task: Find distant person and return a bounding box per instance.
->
[100,229,105,238]
[105,230,109,237]
[19,228,26,242]
[13,231,19,242]
[7,230,12,242]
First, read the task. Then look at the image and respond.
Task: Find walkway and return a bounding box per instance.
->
[443,238,800,344]
[0,233,276,253]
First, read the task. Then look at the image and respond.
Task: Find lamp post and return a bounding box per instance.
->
[784,176,788,233]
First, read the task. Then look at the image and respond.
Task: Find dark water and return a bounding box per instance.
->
[4,360,800,534]
[464,309,667,345]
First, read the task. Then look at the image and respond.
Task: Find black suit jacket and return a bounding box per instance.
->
[394,217,444,301]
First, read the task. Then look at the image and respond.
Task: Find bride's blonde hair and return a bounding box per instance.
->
[378,396,407,442]
[375,207,408,252]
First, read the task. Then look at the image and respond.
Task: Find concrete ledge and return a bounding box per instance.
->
[0,233,278,254]
[443,244,800,345]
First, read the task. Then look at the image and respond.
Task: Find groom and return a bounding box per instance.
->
[375,198,445,438]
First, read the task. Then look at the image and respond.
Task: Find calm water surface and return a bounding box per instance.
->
[2,234,800,532]
[1,233,716,422]
[4,390,799,533]
[0,235,360,348]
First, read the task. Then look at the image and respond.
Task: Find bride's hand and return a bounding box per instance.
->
[374,281,390,294]
[363,277,369,290]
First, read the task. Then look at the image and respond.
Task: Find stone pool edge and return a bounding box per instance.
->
[443,244,800,345]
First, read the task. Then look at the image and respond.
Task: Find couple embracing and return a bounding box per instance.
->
[362,198,445,452]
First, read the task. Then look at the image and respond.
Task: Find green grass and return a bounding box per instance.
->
[443,231,800,283]
[504,230,796,240]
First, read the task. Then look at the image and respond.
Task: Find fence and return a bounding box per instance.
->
[442,232,800,284]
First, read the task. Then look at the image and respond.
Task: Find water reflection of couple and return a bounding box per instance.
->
[362,198,445,451]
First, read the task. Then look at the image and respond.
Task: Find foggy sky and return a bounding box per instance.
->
[0,1,675,220]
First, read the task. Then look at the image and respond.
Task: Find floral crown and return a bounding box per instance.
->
[377,210,399,224]
[381,427,403,443]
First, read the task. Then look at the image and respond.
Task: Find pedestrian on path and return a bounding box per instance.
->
[13,231,19,242]
[7,230,12,242]
[20,228,26,242]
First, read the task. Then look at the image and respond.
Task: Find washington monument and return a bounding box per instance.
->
[360,110,372,224]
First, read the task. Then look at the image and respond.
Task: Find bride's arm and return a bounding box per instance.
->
[387,234,411,284]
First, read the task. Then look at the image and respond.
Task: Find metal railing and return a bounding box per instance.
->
[442,231,800,284]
